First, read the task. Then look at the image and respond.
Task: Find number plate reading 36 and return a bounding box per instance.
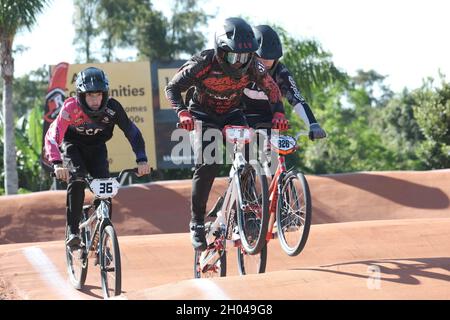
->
[90,178,120,198]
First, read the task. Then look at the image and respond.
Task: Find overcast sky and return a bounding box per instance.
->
[13,0,450,92]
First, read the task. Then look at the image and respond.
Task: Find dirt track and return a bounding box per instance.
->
[0,169,449,299]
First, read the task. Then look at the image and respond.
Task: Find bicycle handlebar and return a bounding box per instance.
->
[254,122,309,141]
[176,122,221,130]
[177,120,311,142]
[51,167,146,183]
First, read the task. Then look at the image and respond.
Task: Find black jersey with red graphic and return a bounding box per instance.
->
[165,49,284,115]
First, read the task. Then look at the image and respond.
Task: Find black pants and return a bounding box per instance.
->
[62,141,109,234]
[189,107,248,224]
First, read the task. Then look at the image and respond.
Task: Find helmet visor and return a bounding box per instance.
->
[226,52,251,65]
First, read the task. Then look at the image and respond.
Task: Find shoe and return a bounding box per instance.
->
[66,232,81,248]
[189,222,207,252]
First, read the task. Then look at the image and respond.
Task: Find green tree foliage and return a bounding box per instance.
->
[280,31,348,105]
[15,104,51,192]
[134,0,212,60]
[73,0,100,63]
[372,89,424,170]
[10,66,48,118]
[412,77,450,169]
[0,0,50,194]
[133,0,171,60]
[92,0,213,62]
[169,0,212,57]
[293,79,398,174]
[281,42,419,174]
[0,66,52,194]
[278,34,350,173]
[95,0,140,62]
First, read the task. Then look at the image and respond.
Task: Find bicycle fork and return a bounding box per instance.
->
[266,165,287,241]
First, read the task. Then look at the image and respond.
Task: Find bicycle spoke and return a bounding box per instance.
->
[280,179,305,245]
[236,165,269,255]
[100,225,121,298]
[240,170,264,247]
[276,172,312,256]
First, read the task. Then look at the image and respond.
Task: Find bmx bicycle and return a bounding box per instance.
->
[237,124,313,273]
[60,168,139,298]
[188,124,269,278]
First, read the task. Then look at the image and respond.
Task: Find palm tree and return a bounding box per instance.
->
[0,0,50,194]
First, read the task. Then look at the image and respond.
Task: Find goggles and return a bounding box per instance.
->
[225,52,251,64]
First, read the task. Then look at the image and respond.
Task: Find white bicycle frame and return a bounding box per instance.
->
[199,127,251,270]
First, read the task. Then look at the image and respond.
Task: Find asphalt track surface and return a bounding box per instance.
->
[0,170,449,299]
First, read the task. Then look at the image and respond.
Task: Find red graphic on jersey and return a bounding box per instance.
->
[203,75,250,93]
[260,74,282,103]
[195,65,212,79]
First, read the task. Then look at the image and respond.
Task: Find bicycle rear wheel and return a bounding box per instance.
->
[236,164,269,255]
[65,226,88,289]
[276,170,312,256]
[237,242,267,275]
[99,224,122,298]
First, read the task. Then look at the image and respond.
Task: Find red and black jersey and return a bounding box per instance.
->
[165,49,284,115]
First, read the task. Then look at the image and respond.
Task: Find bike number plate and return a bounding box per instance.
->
[270,135,297,154]
[223,126,253,144]
[90,178,120,198]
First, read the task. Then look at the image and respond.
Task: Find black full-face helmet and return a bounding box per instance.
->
[253,25,283,72]
[214,17,258,78]
[75,67,109,120]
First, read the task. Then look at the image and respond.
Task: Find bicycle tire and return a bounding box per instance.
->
[99,224,122,298]
[276,170,312,256]
[65,226,88,290]
[236,164,269,255]
[237,242,267,275]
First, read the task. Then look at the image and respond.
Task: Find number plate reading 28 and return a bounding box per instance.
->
[90,178,120,198]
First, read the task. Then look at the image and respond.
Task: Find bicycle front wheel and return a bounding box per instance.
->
[236,164,269,255]
[99,224,122,298]
[65,226,88,290]
[276,170,312,256]
[237,242,267,275]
